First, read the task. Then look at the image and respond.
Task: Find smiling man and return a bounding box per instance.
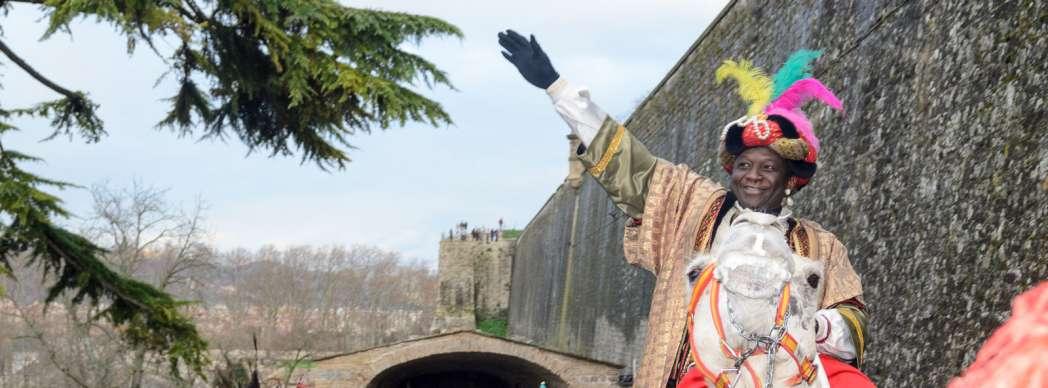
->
[731,147,790,211]
[499,29,875,387]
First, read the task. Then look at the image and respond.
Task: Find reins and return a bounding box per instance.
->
[685,263,819,388]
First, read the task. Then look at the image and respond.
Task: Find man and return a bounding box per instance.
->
[498,30,875,387]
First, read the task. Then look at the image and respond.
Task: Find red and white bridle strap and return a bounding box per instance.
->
[685,262,818,387]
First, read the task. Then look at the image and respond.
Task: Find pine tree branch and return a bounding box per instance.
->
[173,6,200,23]
[40,232,152,313]
[0,38,81,101]
[182,0,209,22]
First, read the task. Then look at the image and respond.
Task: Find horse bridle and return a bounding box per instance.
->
[686,262,819,388]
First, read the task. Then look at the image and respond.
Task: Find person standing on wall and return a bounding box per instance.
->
[498,29,875,387]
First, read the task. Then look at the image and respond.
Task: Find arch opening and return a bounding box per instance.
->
[367,352,568,388]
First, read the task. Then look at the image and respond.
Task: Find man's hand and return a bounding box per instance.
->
[498,29,560,89]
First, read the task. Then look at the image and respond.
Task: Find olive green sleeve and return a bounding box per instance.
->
[836,304,869,367]
[576,116,659,218]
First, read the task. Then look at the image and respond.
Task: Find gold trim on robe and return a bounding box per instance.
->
[575,116,864,387]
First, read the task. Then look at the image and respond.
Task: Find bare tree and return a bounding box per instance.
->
[1,266,131,387]
[213,244,437,353]
[2,180,215,387]
[0,181,438,386]
[83,180,212,282]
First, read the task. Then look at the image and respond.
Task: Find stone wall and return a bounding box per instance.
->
[508,0,1048,385]
[509,178,654,370]
[435,239,515,332]
[473,240,515,321]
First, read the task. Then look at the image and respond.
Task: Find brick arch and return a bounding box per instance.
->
[295,331,622,387]
[367,352,567,388]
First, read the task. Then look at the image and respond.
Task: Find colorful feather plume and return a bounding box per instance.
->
[715,59,773,116]
[765,78,844,154]
[766,78,843,113]
[771,49,822,99]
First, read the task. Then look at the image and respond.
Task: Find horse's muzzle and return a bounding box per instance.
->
[716,260,789,299]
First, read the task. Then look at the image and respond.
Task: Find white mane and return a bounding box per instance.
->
[685,207,828,388]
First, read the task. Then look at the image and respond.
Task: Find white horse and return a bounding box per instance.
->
[683,207,829,388]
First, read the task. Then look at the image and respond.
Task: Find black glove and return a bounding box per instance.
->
[498,29,560,89]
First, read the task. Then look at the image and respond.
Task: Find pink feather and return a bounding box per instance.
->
[764,78,844,154]
[764,107,820,153]
[766,78,843,112]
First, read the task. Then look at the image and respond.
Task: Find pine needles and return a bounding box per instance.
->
[1,0,461,380]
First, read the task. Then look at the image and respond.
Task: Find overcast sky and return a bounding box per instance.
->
[1,0,730,266]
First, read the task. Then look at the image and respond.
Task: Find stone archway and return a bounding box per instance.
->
[284,331,621,387]
[368,352,567,388]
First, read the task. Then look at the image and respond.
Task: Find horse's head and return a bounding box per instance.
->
[687,208,826,324]
[712,210,796,299]
[683,208,828,387]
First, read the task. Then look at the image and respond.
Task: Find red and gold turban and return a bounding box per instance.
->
[715,50,843,189]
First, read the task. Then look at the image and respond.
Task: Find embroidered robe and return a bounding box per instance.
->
[578,116,866,387]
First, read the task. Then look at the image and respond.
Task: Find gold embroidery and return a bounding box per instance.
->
[671,331,692,381]
[588,125,625,176]
[693,194,726,252]
[769,138,809,160]
[668,194,727,382]
[788,223,810,256]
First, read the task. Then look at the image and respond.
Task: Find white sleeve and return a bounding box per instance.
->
[545,78,609,146]
[814,309,858,361]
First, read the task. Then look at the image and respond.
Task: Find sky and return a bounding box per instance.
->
[1,0,730,266]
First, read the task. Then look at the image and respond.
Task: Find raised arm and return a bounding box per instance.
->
[498,29,658,218]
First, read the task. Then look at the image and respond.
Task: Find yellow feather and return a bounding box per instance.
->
[715,59,773,116]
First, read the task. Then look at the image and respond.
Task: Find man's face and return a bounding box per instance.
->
[730,147,789,211]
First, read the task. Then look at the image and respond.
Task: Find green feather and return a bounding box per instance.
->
[771,50,823,100]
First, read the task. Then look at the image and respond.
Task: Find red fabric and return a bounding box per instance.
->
[741,119,783,148]
[676,366,708,388]
[676,355,874,388]
[821,354,875,388]
[948,281,1048,388]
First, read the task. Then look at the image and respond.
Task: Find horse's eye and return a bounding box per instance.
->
[807,274,820,288]
[687,269,700,282]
